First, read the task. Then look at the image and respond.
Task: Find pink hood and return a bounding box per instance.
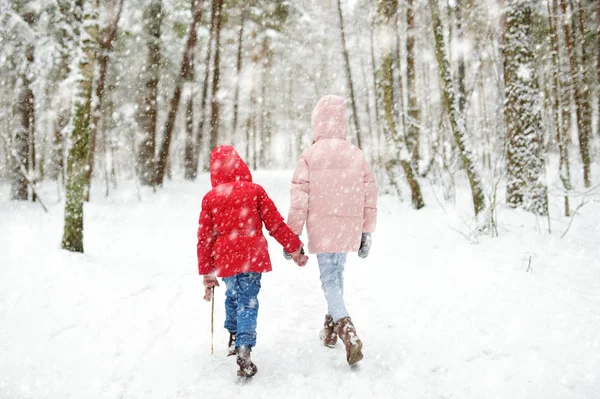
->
[311,95,348,142]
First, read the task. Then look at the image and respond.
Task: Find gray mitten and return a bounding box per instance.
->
[358,233,371,259]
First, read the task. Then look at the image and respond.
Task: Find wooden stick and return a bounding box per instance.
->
[210,287,215,355]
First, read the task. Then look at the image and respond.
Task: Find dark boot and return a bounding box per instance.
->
[236,347,258,378]
[320,315,337,348]
[227,332,237,357]
[335,317,363,365]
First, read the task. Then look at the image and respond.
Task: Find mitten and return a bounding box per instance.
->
[291,247,309,267]
[358,233,371,259]
[203,274,219,302]
[203,274,219,288]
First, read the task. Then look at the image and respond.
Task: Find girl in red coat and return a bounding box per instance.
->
[198,145,307,378]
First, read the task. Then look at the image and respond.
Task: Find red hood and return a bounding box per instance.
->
[210,145,252,187]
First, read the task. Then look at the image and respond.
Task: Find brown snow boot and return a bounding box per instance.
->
[320,315,337,348]
[335,317,363,365]
[236,347,258,378]
[227,333,237,356]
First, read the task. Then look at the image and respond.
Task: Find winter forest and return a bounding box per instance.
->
[2,0,600,397]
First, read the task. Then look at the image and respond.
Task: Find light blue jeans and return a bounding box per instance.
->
[317,253,349,322]
[223,272,261,349]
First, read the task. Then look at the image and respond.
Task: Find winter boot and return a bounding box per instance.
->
[335,317,363,365]
[236,347,258,378]
[227,332,237,356]
[319,315,337,348]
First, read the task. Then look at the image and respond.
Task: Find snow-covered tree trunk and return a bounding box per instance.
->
[47,3,74,182]
[502,0,549,216]
[428,0,485,216]
[548,0,572,216]
[154,0,205,187]
[377,0,424,210]
[455,0,467,115]
[230,3,248,148]
[62,0,98,253]
[559,0,592,188]
[84,0,124,201]
[183,86,195,180]
[597,1,600,139]
[337,0,362,149]
[574,0,594,174]
[192,7,216,176]
[406,0,420,168]
[10,5,37,201]
[207,0,223,154]
[369,5,384,163]
[136,0,162,186]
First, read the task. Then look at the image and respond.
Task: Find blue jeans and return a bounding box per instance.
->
[223,272,261,349]
[317,253,349,322]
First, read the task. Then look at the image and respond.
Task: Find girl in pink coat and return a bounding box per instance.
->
[286,95,378,365]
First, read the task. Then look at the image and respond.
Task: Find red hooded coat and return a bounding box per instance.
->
[197,145,302,278]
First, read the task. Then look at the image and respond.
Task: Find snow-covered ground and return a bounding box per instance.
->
[1,171,600,399]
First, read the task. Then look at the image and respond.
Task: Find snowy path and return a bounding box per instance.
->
[1,172,600,399]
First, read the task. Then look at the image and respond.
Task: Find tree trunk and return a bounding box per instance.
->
[502,0,549,216]
[231,3,249,145]
[11,87,33,201]
[428,0,485,216]
[548,0,572,216]
[11,8,37,201]
[183,86,195,180]
[137,0,163,186]
[406,0,420,168]
[575,0,594,180]
[456,0,466,115]
[192,8,216,176]
[559,0,591,187]
[259,36,273,166]
[83,0,124,201]
[62,1,98,253]
[154,0,205,186]
[597,1,600,139]
[208,0,224,154]
[337,0,362,148]
[377,0,425,210]
[48,4,75,182]
[370,4,383,162]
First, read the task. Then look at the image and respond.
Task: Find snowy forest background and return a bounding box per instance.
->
[1,0,600,250]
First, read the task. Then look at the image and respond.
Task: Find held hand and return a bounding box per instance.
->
[291,247,309,267]
[283,248,293,260]
[358,233,371,259]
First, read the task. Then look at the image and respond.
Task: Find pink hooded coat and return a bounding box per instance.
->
[287,95,378,254]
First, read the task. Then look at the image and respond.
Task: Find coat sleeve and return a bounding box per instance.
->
[257,185,302,254]
[362,155,378,233]
[287,153,310,236]
[197,195,217,275]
